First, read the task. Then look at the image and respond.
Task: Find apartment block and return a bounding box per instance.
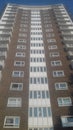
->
[0,3,73,130]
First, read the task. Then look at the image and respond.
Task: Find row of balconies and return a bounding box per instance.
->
[0,9,16,76]
[55,11,73,69]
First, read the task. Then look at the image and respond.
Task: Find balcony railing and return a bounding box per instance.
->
[59,26,73,30]
[0,71,2,80]
[0,37,10,42]
[71,60,73,69]
[58,22,72,26]
[68,51,73,59]
[0,51,7,59]
[0,60,4,69]
[63,37,73,41]
[65,44,73,51]
[0,44,9,51]
[61,31,73,35]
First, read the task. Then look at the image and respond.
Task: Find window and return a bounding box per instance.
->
[30,58,45,62]
[10,83,23,91]
[12,71,24,77]
[30,50,44,54]
[48,45,57,50]
[29,90,49,99]
[61,116,73,127]
[57,97,72,106]
[51,60,62,66]
[16,52,25,57]
[53,70,64,77]
[55,82,68,90]
[46,29,53,32]
[29,128,52,130]
[47,39,56,43]
[29,107,51,117]
[30,67,46,72]
[17,45,26,50]
[14,61,25,67]
[7,97,22,107]
[50,52,60,57]
[46,33,55,38]
[18,39,26,43]
[19,33,27,37]
[3,116,20,128]
[30,77,47,84]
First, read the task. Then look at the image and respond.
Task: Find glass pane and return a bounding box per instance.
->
[67,117,73,122]
[30,91,32,98]
[34,107,37,117]
[46,91,49,98]
[47,107,52,116]
[38,107,42,117]
[29,108,32,117]
[15,118,19,124]
[6,118,13,123]
[42,91,45,98]
[34,91,37,99]
[37,91,41,98]
[43,107,47,117]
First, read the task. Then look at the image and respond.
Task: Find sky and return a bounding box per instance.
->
[0,0,73,15]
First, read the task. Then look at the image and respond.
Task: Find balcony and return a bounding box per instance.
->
[0,26,13,31]
[63,37,73,43]
[0,31,12,36]
[59,26,73,31]
[56,18,70,22]
[0,71,2,80]
[0,37,10,42]
[55,14,68,18]
[0,60,5,69]
[61,31,73,36]
[1,19,15,23]
[0,23,13,27]
[58,22,72,26]
[0,44,9,51]
[65,44,73,51]
[68,51,73,59]
[1,17,15,21]
[54,11,66,15]
[0,51,7,59]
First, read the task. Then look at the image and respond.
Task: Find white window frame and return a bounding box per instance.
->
[47,39,56,43]
[61,116,73,127]
[14,61,25,67]
[7,97,22,107]
[17,45,26,50]
[16,52,25,57]
[53,70,64,77]
[55,82,68,90]
[3,116,20,128]
[10,83,23,91]
[18,39,26,43]
[50,52,60,57]
[51,60,62,66]
[48,45,57,50]
[12,71,24,77]
[57,97,72,107]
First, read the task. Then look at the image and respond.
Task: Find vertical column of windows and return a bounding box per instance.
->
[28,10,53,130]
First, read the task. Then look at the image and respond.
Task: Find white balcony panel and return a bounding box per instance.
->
[68,51,73,59]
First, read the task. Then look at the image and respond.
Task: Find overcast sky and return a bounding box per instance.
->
[0,0,73,14]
